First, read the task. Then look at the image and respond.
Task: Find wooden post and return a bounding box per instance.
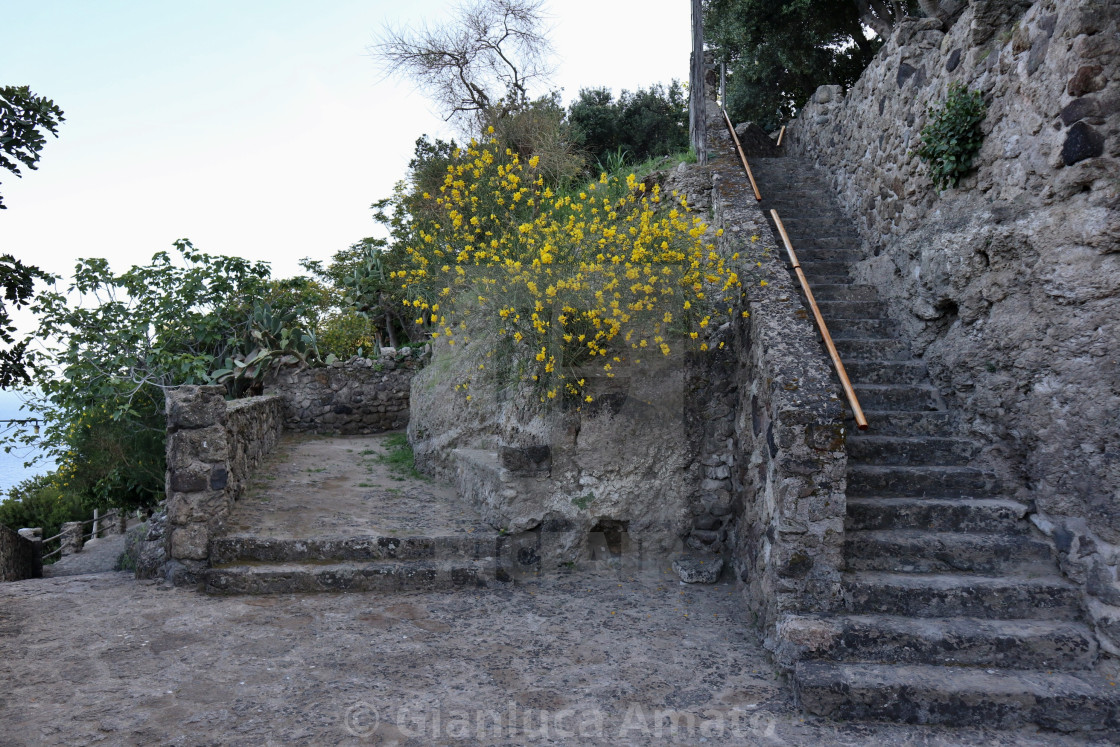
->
[689,0,707,164]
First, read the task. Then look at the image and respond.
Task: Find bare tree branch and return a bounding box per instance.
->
[371,0,554,130]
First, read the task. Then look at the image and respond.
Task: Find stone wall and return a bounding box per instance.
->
[706,122,849,637]
[264,351,425,434]
[785,0,1120,650]
[164,387,283,584]
[0,524,40,582]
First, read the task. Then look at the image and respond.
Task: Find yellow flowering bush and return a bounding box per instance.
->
[392,132,743,403]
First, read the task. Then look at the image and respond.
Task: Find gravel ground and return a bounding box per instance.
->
[1,569,1108,746]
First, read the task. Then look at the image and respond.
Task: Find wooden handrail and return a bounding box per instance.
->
[721,107,762,201]
[777,125,786,147]
[770,209,869,430]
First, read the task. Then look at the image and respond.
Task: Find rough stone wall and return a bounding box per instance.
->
[785,0,1120,650]
[164,387,283,584]
[706,123,849,637]
[264,351,424,434]
[0,524,40,582]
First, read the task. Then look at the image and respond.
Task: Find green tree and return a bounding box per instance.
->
[1,85,65,210]
[568,83,690,170]
[15,242,282,510]
[705,0,922,131]
[0,255,52,388]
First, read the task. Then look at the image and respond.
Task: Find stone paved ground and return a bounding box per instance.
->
[42,531,131,578]
[223,433,488,539]
[1,570,1109,746]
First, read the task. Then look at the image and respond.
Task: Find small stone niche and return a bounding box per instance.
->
[588,519,630,561]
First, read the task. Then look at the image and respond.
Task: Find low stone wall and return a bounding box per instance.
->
[264,352,424,434]
[708,120,849,645]
[0,524,41,581]
[164,387,283,584]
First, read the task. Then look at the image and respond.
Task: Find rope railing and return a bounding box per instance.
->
[33,508,126,563]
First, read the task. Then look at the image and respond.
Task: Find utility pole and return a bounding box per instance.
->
[689,0,707,164]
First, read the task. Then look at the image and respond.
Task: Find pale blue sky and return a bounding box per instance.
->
[0,0,693,300]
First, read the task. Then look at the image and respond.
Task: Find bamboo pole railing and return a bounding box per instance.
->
[770,210,869,430]
[777,125,786,147]
[720,107,762,201]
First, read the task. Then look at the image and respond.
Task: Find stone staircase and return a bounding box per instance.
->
[202,434,537,595]
[750,156,1120,732]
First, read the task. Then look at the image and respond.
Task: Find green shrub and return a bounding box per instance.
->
[0,473,90,541]
[568,82,689,171]
[915,83,987,190]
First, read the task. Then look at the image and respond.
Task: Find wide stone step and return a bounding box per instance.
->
[847,410,954,436]
[845,361,929,386]
[843,530,1054,573]
[793,614,1097,670]
[847,464,995,497]
[849,384,939,411]
[798,260,853,278]
[811,284,880,302]
[846,435,975,466]
[811,273,854,285]
[826,318,898,338]
[833,338,913,361]
[845,497,1032,534]
[781,237,860,252]
[794,661,1120,732]
[210,533,500,565]
[204,558,505,595]
[841,572,1082,620]
[815,300,887,319]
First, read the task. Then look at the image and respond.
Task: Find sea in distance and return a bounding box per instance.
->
[0,388,55,496]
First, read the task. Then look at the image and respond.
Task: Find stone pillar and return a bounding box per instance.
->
[17,528,43,579]
[164,385,231,585]
[60,522,84,556]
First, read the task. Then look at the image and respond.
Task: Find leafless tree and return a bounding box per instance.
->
[372,0,554,129]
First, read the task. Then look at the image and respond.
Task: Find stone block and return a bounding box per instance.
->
[169,525,209,561]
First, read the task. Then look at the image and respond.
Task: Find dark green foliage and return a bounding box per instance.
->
[0,255,53,388]
[0,474,89,542]
[705,1,918,131]
[568,82,689,169]
[0,85,65,209]
[914,83,987,190]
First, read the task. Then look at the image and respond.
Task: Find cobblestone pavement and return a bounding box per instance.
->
[1,571,1106,746]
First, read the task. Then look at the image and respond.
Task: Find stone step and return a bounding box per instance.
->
[841,571,1082,620]
[843,530,1054,574]
[814,299,888,319]
[848,384,939,411]
[845,497,1032,534]
[811,284,880,302]
[846,435,975,466]
[811,274,854,285]
[204,558,506,595]
[790,248,861,264]
[794,661,1120,732]
[792,614,1097,670]
[826,318,898,339]
[846,464,995,498]
[846,410,954,436]
[797,260,853,278]
[782,237,859,252]
[833,338,912,361]
[210,533,501,566]
[845,361,929,386]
